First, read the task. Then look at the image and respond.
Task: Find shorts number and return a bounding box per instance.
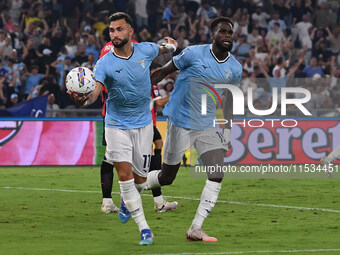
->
[143,154,151,169]
[216,131,227,144]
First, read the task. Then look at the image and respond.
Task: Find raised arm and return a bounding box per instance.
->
[158,36,178,55]
[151,60,178,85]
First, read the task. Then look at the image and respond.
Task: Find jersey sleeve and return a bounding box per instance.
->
[172,47,194,70]
[140,42,159,61]
[94,58,106,85]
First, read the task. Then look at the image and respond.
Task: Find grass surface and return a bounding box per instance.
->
[0,166,339,255]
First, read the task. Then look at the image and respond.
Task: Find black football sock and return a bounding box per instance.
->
[150,149,162,198]
[101,158,114,198]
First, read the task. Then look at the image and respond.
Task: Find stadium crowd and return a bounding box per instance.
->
[0,0,339,114]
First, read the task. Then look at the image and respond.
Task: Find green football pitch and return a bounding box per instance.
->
[0,166,339,255]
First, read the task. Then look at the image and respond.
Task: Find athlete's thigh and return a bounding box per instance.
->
[194,128,228,158]
[163,120,191,165]
[131,123,153,178]
[105,127,133,164]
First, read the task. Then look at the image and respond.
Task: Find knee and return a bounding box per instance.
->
[117,171,133,181]
[154,139,163,149]
[208,177,223,183]
[159,174,175,186]
[208,172,224,183]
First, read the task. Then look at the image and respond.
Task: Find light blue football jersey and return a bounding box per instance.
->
[94,42,159,129]
[163,44,242,130]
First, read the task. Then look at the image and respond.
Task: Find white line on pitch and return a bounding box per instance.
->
[138,249,340,255]
[2,186,340,213]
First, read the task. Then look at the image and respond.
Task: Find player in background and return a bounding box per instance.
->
[149,63,178,212]
[321,144,340,164]
[143,17,242,241]
[69,12,177,245]
[99,38,138,214]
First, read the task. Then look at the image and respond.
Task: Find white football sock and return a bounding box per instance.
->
[134,182,146,193]
[153,195,165,206]
[328,144,340,162]
[190,180,221,230]
[102,198,113,205]
[119,179,149,231]
[144,170,161,190]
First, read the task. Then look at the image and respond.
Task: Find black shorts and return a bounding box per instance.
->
[102,117,106,146]
[153,126,162,142]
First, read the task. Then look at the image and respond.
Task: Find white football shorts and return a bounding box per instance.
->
[105,123,153,178]
[163,120,229,165]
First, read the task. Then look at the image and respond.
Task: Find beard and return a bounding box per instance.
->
[112,37,129,48]
[216,40,233,52]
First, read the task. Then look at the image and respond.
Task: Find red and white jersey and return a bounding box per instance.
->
[150,85,161,126]
[99,40,138,116]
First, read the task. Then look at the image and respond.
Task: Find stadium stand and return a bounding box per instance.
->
[0,0,339,117]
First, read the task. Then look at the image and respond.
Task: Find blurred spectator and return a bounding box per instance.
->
[303,57,325,78]
[159,79,174,98]
[247,27,262,48]
[268,12,286,32]
[21,65,48,99]
[266,22,285,50]
[81,53,95,70]
[7,93,19,108]
[251,7,270,34]
[138,26,152,42]
[73,42,88,66]
[196,0,217,23]
[291,0,313,23]
[313,2,329,28]
[0,78,7,109]
[296,14,312,42]
[84,35,100,61]
[0,30,13,59]
[232,34,250,60]
[313,39,332,62]
[162,0,176,31]
[7,0,24,26]
[329,26,340,50]
[22,36,40,69]
[135,0,148,30]
[51,55,74,88]
[3,57,18,97]
[46,93,61,117]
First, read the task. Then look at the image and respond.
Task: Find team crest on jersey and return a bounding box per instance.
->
[224,70,232,78]
[178,51,185,58]
[138,58,146,68]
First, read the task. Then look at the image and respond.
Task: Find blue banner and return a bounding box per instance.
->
[0,96,48,117]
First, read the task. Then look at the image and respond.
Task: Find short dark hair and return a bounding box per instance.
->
[109,12,133,27]
[210,17,234,33]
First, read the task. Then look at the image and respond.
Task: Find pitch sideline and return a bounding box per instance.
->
[2,186,340,214]
[139,248,340,255]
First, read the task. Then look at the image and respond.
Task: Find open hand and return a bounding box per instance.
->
[67,91,90,107]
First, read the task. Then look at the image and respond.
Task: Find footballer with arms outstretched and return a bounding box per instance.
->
[144,16,242,242]
[69,12,177,245]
